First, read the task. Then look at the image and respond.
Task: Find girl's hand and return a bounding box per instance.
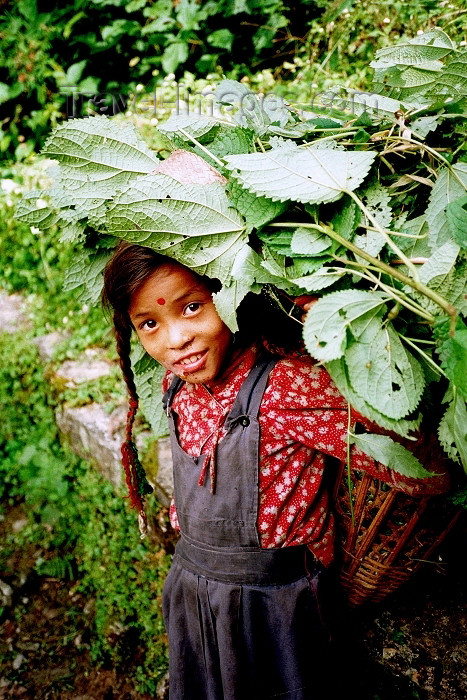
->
[294,295,319,322]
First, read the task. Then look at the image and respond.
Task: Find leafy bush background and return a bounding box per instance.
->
[2,0,465,161]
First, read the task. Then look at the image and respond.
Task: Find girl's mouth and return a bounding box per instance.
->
[173,350,207,375]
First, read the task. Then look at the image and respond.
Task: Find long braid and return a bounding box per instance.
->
[114,315,153,538]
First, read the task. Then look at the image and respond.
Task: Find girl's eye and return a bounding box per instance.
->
[184,302,201,315]
[141,319,157,330]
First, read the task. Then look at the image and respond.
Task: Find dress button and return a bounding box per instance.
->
[240,416,250,427]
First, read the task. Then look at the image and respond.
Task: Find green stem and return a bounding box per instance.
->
[385,135,467,192]
[403,337,436,345]
[269,221,457,326]
[363,224,427,239]
[400,336,446,378]
[299,131,358,147]
[39,232,55,290]
[335,259,435,321]
[346,189,420,281]
[178,128,225,168]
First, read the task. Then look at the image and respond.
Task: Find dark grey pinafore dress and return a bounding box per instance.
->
[162,354,329,700]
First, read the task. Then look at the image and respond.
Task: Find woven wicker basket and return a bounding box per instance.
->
[334,461,461,606]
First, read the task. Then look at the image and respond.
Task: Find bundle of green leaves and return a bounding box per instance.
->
[16,29,467,480]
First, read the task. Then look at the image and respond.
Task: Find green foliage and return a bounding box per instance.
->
[370,29,465,102]
[439,390,467,471]
[350,433,433,478]
[0,330,169,692]
[0,0,323,160]
[132,344,169,439]
[3,0,466,162]
[303,289,388,362]
[288,0,467,95]
[19,26,467,475]
[224,144,377,204]
[434,317,467,399]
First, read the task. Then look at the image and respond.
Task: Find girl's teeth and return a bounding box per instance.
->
[180,353,202,365]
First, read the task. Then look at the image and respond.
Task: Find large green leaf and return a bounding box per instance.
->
[91,173,247,284]
[370,29,455,69]
[434,317,467,399]
[92,173,243,238]
[407,245,467,316]
[393,216,431,256]
[291,267,346,292]
[326,357,420,438]
[41,116,159,216]
[132,348,169,440]
[333,88,412,119]
[354,182,393,256]
[228,180,287,232]
[63,248,111,305]
[429,48,467,98]
[438,391,467,471]
[224,143,376,204]
[158,113,221,141]
[15,188,87,242]
[206,126,255,159]
[303,289,388,362]
[229,243,281,286]
[15,189,60,229]
[446,195,467,248]
[291,227,332,256]
[346,318,425,420]
[418,240,460,286]
[426,163,467,248]
[370,29,458,101]
[213,279,252,332]
[260,246,326,293]
[214,80,272,135]
[351,433,434,478]
[329,196,361,240]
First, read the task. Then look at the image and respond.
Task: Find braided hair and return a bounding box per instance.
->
[102,243,168,536]
[102,242,305,534]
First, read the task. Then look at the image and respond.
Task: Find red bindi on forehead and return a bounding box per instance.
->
[157,298,165,305]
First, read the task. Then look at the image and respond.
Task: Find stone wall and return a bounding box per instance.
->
[0,291,174,507]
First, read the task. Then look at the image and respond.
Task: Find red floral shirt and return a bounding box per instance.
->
[163,345,449,567]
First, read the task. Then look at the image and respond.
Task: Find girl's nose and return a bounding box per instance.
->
[167,323,194,349]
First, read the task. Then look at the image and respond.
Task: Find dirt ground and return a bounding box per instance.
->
[1,507,466,700]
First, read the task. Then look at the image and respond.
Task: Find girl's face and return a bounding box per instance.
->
[129,262,232,384]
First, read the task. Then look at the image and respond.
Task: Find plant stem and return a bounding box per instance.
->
[299,131,358,147]
[178,128,225,168]
[334,258,435,322]
[346,189,420,281]
[269,221,457,327]
[400,336,446,378]
[39,232,55,290]
[363,224,427,239]
[385,135,467,191]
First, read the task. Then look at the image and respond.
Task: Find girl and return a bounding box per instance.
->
[101,242,442,700]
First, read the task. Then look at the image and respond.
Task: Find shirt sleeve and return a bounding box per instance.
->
[267,356,450,497]
[169,497,180,530]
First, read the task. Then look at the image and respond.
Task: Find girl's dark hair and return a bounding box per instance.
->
[102,242,304,532]
[102,243,168,534]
